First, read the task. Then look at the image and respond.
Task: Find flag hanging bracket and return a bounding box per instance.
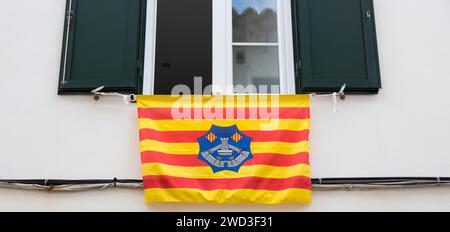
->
[311,84,347,113]
[91,86,136,104]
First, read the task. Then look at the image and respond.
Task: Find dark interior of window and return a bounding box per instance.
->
[153,0,213,95]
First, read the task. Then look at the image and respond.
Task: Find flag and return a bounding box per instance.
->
[137,95,311,204]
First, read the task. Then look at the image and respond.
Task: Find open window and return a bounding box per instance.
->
[58,0,381,95]
[146,0,296,95]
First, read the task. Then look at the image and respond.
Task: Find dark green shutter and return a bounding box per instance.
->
[58,0,146,94]
[292,0,381,93]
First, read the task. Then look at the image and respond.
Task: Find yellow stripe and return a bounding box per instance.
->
[138,118,310,132]
[144,188,311,204]
[140,139,309,155]
[141,163,310,179]
[137,95,310,108]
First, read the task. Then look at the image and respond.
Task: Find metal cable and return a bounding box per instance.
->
[0,178,449,192]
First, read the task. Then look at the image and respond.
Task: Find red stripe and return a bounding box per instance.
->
[143,175,311,191]
[139,129,310,143]
[138,107,310,120]
[141,151,309,167]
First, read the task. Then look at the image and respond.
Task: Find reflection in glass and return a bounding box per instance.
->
[233,46,280,93]
[232,0,278,42]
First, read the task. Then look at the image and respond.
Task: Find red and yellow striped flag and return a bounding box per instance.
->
[137,95,311,204]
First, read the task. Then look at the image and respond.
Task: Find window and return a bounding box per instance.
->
[59,0,380,95]
[232,0,280,93]
[151,0,212,95]
[292,0,381,93]
[213,0,296,94]
[58,0,146,94]
[59,0,295,95]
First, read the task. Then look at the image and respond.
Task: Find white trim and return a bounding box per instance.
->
[232,42,279,47]
[212,0,232,94]
[282,0,296,94]
[142,0,157,94]
[225,0,234,94]
[276,0,286,94]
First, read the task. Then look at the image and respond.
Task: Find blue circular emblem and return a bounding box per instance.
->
[197,125,253,173]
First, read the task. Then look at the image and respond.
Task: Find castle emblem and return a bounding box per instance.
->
[197,125,253,173]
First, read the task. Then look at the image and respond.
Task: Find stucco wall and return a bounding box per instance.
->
[0,0,449,211]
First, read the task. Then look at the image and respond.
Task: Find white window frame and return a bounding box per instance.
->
[143,0,158,95]
[143,0,296,94]
[213,0,296,94]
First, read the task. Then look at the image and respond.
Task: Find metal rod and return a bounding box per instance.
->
[61,0,73,84]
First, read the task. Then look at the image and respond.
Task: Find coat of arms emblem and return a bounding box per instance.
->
[198,125,253,173]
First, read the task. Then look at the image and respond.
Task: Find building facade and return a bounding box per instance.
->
[0,0,449,211]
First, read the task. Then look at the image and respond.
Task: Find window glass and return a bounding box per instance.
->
[233,46,279,93]
[232,0,278,43]
[232,0,280,93]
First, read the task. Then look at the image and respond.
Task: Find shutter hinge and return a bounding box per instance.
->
[366,10,372,20]
[66,10,74,20]
[61,9,74,84]
[137,60,144,78]
[295,60,302,78]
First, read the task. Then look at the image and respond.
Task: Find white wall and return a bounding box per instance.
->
[0,0,450,212]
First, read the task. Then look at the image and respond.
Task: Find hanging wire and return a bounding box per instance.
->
[0,178,449,192]
[89,84,347,113]
[91,86,136,104]
[311,84,346,113]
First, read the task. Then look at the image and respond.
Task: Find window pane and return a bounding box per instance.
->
[233,46,280,93]
[232,0,278,43]
[154,0,213,94]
